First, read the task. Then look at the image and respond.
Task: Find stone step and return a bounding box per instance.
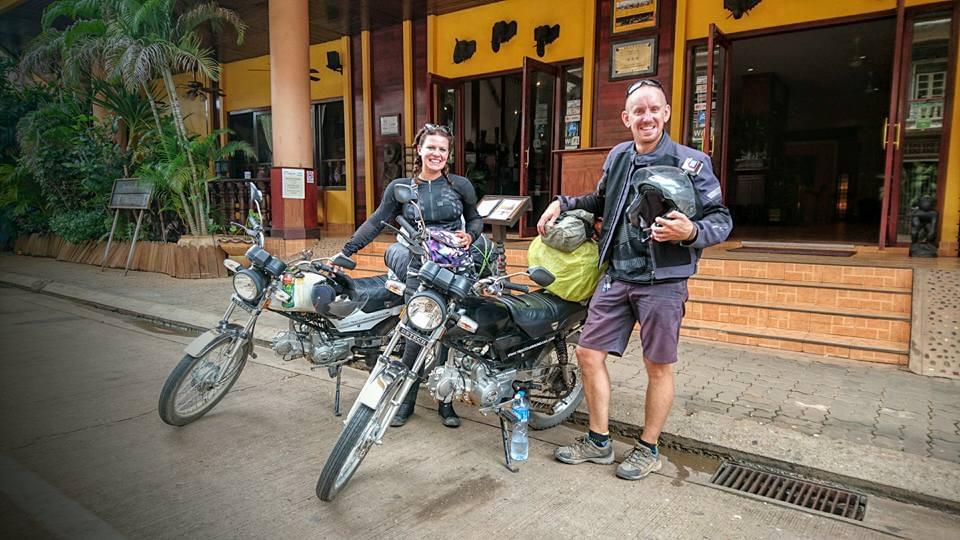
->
[680,319,909,365]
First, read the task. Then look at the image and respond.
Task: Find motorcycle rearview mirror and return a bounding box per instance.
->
[527,266,555,287]
[394,183,418,204]
[248,182,264,205]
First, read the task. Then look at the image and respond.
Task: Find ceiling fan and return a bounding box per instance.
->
[181,79,226,100]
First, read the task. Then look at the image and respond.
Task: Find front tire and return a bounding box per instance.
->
[158,331,250,426]
[316,405,379,501]
[528,339,584,430]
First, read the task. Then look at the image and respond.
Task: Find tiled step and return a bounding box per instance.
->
[680,320,909,365]
[684,302,910,344]
[696,259,913,290]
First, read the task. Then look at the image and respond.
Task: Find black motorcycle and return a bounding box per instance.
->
[157,183,403,426]
[316,183,587,502]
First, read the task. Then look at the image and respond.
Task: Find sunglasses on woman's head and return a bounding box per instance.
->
[422,123,451,135]
[625,78,663,98]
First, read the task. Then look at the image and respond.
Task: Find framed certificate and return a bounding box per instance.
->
[612,0,657,34]
[610,37,657,80]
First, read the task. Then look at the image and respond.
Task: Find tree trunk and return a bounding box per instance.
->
[162,69,207,236]
[143,82,163,134]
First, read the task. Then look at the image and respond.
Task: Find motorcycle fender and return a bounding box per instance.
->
[184,330,234,358]
[357,372,394,409]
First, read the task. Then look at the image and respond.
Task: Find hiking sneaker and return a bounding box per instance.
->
[616,446,662,480]
[554,434,615,465]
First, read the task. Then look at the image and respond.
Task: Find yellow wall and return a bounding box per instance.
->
[432,0,588,79]
[171,72,211,136]
[221,39,344,112]
[685,0,944,39]
[219,39,353,225]
[325,37,354,227]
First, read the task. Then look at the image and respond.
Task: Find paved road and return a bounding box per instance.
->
[1,286,957,539]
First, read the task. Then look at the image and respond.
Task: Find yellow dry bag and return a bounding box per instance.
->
[527,236,607,302]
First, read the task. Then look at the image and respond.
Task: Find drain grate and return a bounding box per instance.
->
[710,462,867,521]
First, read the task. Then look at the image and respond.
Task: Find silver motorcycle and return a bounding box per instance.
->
[157,183,403,426]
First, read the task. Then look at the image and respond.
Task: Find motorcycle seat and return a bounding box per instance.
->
[498,291,587,339]
[353,275,403,313]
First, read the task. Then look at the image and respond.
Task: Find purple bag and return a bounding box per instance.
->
[426,229,472,271]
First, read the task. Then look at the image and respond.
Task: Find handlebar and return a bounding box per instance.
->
[501,281,529,293]
[395,215,418,239]
[331,253,356,270]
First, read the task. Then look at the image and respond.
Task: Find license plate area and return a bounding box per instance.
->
[231,296,256,313]
[398,325,429,347]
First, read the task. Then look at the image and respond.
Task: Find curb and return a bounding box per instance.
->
[3,270,959,514]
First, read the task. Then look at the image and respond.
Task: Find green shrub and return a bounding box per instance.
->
[49,208,110,244]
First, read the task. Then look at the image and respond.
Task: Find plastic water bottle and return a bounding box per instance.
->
[510,390,530,461]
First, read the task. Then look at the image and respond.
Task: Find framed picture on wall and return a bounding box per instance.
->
[610,37,657,80]
[612,0,657,34]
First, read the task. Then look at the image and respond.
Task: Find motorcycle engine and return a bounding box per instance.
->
[271,330,353,365]
[427,356,516,409]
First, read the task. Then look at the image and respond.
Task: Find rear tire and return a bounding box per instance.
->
[528,339,584,430]
[316,405,378,501]
[158,330,250,426]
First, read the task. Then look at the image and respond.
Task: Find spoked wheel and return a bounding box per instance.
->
[316,401,390,501]
[527,338,584,430]
[158,329,250,426]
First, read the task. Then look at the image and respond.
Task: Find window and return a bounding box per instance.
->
[313,100,346,189]
[227,109,273,178]
[562,65,583,149]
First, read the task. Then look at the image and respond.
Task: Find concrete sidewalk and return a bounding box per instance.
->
[1,253,959,512]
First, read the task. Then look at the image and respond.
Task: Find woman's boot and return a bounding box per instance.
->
[390,384,419,427]
[438,401,461,428]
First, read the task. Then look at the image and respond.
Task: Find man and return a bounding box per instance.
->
[537,78,732,480]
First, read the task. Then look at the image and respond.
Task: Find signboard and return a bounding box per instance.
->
[610,37,657,80]
[477,195,531,227]
[612,0,657,34]
[108,179,153,209]
[380,114,400,136]
[281,168,305,199]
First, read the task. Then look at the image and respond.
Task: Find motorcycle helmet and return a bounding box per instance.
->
[626,165,701,229]
[310,274,367,319]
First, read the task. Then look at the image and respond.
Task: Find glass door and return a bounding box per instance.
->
[879,1,908,248]
[519,56,559,236]
[429,74,463,176]
[704,23,732,197]
[889,10,954,245]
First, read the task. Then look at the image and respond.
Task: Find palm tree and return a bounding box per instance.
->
[103,0,246,235]
[137,125,253,237]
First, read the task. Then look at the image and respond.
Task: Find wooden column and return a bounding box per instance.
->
[268,0,319,239]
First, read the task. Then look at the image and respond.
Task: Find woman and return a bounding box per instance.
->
[339,123,489,428]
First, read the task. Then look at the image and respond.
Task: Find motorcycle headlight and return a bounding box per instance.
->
[407,292,446,332]
[233,269,265,301]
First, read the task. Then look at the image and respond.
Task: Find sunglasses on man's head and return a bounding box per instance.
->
[625,78,663,98]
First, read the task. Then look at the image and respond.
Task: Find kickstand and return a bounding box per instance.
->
[333,366,342,417]
[498,408,519,473]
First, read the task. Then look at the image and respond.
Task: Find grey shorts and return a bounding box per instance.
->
[578,276,688,363]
